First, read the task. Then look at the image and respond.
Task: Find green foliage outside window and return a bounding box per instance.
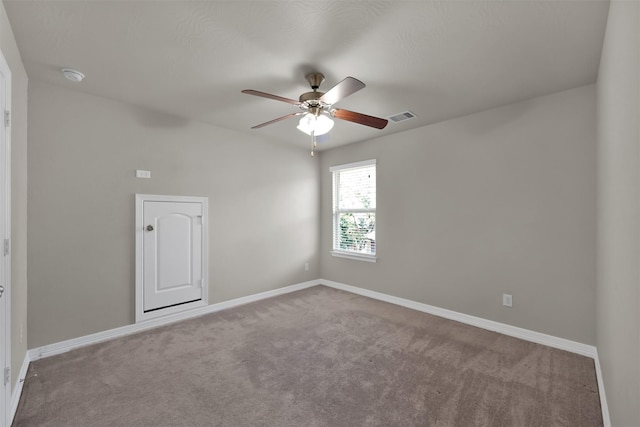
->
[339,212,375,253]
[338,193,375,254]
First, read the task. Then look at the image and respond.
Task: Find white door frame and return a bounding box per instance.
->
[0,49,12,427]
[135,194,208,323]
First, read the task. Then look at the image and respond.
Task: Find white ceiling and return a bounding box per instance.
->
[4,0,609,151]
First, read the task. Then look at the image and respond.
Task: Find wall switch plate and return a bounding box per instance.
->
[503,294,513,307]
[304,262,309,271]
[136,170,151,179]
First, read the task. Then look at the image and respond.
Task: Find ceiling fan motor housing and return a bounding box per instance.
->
[299,91,326,103]
[299,90,326,113]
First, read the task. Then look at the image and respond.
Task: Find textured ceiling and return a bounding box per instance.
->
[4,0,609,151]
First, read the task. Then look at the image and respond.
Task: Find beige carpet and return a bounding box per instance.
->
[13,285,602,426]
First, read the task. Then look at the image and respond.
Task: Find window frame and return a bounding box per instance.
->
[330,159,377,263]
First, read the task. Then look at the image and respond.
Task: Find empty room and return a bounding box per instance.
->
[0,0,638,426]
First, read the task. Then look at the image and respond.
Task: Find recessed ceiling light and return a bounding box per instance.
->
[61,68,85,83]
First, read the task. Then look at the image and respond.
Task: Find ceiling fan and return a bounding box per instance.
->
[242,73,388,156]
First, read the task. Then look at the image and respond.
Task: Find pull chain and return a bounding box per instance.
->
[310,131,317,157]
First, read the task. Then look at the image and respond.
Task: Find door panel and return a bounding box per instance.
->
[143,201,203,312]
[156,213,192,291]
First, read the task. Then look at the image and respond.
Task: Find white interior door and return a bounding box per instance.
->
[136,195,208,322]
[0,50,11,427]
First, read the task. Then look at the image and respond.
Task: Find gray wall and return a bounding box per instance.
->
[0,0,28,390]
[597,1,640,425]
[27,81,320,347]
[320,85,597,345]
[11,4,639,422]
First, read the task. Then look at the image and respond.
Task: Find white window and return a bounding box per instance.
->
[330,159,376,262]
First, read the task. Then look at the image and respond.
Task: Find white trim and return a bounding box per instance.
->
[329,158,376,172]
[333,208,375,215]
[593,349,611,427]
[8,351,29,425]
[29,280,320,361]
[0,48,11,427]
[320,280,597,357]
[330,251,377,262]
[33,278,599,358]
[331,160,377,260]
[320,280,609,425]
[135,194,209,323]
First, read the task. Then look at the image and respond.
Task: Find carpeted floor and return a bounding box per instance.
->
[13,285,602,426]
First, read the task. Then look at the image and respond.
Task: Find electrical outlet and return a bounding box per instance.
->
[503,294,513,307]
[304,262,309,271]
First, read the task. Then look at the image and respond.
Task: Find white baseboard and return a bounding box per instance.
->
[7,280,314,424]
[14,278,609,427]
[9,350,31,425]
[593,349,611,427]
[319,279,609,426]
[320,279,597,357]
[29,279,320,361]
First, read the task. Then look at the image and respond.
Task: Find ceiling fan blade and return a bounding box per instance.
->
[242,89,301,106]
[319,77,365,105]
[332,109,388,129]
[250,112,305,129]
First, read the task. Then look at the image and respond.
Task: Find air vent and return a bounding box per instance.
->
[388,111,417,123]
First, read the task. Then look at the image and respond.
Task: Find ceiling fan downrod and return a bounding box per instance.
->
[305,72,325,90]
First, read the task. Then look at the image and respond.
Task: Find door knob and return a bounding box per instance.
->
[146,225,154,231]
[0,285,4,298]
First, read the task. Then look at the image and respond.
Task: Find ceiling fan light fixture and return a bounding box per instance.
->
[297,113,334,136]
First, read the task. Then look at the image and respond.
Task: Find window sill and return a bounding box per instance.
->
[330,251,377,263]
